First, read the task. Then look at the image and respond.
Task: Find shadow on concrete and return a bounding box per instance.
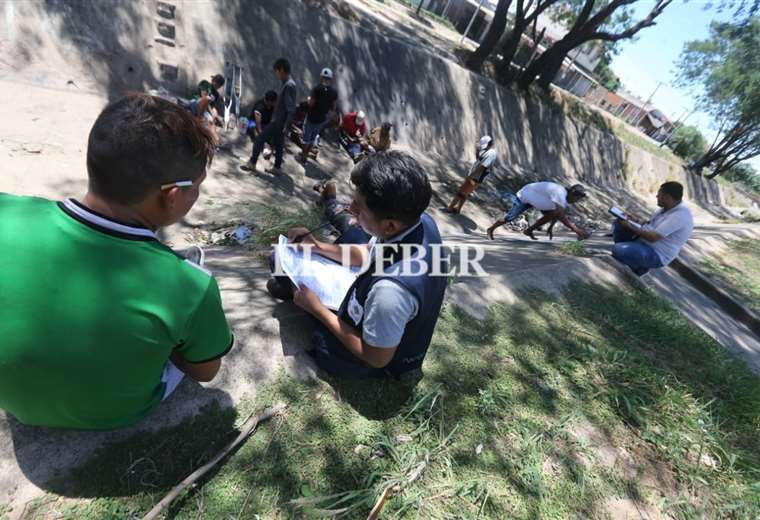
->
[4,384,234,499]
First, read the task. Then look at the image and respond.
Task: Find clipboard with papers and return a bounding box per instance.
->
[275,235,362,310]
[609,206,642,230]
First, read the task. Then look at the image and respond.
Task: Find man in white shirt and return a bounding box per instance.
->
[487,181,591,240]
[444,135,497,214]
[612,181,694,276]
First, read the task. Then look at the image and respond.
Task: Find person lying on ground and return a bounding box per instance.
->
[487,182,590,240]
[339,110,368,162]
[611,181,694,276]
[367,122,393,153]
[241,57,297,175]
[271,152,448,378]
[0,95,234,430]
[298,67,338,165]
[444,135,497,214]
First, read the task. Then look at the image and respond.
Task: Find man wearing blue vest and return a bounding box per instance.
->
[286,151,448,378]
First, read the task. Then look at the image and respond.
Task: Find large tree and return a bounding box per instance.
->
[466,0,514,70]
[492,0,560,80]
[677,18,760,178]
[516,0,672,90]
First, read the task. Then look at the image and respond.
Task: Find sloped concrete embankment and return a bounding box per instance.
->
[3,0,751,217]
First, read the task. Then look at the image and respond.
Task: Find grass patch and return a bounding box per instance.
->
[612,123,682,164]
[12,284,760,518]
[700,239,760,314]
[559,240,589,257]
[251,204,324,249]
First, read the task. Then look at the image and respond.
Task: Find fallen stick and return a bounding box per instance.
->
[142,403,286,520]
[367,485,397,520]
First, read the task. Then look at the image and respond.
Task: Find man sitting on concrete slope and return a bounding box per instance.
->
[487,181,591,241]
[278,152,448,378]
[611,181,694,276]
[0,95,234,430]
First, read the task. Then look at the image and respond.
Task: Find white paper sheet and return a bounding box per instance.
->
[275,235,361,310]
[608,206,642,230]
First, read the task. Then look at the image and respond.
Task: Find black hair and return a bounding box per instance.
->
[567,184,586,198]
[211,74,225,87]
[660,181,684,201]
[264,90,278,102]
[273,58,291,74]
[350,151,431,225]
[86,94,215,205]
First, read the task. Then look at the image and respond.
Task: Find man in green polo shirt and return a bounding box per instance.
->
[0,94,234,430]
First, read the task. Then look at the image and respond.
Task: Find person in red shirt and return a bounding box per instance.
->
[340,110,368,162]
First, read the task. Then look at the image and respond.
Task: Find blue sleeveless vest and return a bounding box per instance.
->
[311,213,447,378]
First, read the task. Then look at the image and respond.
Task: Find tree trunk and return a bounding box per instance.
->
[517,39,570,89]
[535,51,568,90]
[689,152,714,175]
[466,0,513,70]
[494,28,524,81]
[416,0,423,16]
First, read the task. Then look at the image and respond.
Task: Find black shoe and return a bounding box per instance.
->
[240,161,257,172]
[267,278,294,300]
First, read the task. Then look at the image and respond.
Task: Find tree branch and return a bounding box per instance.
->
[589,0,673,42]
[573,0,601,29]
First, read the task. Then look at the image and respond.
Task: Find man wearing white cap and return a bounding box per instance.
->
[340,110,368,162]
[298,67,339,165]
[444,135,497,214]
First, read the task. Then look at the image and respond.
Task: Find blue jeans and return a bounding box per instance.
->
[346,142,362,159]
[501,192,532,222]
[302,119,322,145]
[611,221,663,276]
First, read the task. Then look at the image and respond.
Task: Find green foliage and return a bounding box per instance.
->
[593,42,622,92]
[677,18,760,124]
[668,124,707,162]
[559,240,589,257]
[594,56,621,92]
[724,162,760,192]
[677,17,760,175]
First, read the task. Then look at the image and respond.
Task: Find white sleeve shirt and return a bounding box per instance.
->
[361,280,419,348]
[642,203,694,265]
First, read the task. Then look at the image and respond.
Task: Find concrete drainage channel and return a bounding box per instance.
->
[670,258,760,338]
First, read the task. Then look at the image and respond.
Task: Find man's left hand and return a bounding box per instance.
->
[293,284,325,315]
